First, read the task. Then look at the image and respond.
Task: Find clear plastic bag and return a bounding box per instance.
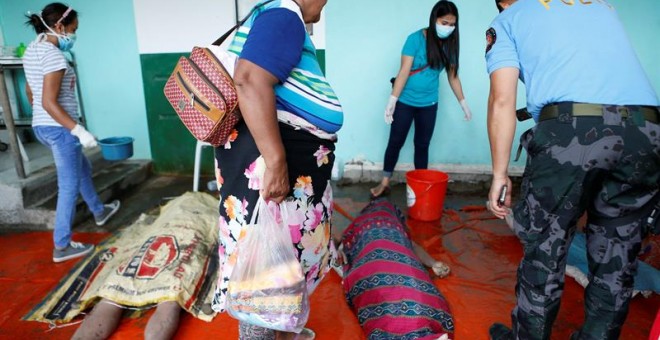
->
[226,197,310,333]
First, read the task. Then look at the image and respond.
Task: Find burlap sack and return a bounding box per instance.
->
[24,192,219,324]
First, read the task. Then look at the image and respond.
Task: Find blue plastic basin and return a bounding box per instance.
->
[98,137,134,161]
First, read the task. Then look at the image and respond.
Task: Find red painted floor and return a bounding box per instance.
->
[0,189,657,339]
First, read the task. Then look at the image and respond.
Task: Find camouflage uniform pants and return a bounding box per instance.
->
[511,106,660,340]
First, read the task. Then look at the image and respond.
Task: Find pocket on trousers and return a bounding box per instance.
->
[33,126,65,146]
[520,125,545,158]
[512,186,547,249]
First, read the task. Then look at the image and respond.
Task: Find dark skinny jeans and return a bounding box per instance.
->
[383,101,438,176]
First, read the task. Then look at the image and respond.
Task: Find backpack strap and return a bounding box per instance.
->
[212,0,276,46]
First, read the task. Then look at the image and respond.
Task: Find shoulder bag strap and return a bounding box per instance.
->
[409,64,429,76]
[212,0,277,46]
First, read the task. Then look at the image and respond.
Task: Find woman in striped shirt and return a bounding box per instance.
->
[24,2,120,263]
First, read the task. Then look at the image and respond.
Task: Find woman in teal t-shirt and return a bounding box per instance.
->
[371,0,472,197]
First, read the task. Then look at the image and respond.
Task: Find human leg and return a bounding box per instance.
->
[372,101,415,196]
[576,112,660,339]
[505,121,593,339]
[71,299,123,340]
[507,111,660,339]
[42,127,82,248]
[144,301,181,340]
[383,101,415,173]
[78,154,104,216]
[75,149,121,226]
[412,103,438,169]
[509,178,583,339]
[33,126,93,259]
[369,178,391,198]
[575,216,644,340]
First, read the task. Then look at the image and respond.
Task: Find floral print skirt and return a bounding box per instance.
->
[211,121,336,313]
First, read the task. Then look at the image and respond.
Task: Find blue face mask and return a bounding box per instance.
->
[435,24,455,39]
[37,13,77,51]
[55,33,76,52]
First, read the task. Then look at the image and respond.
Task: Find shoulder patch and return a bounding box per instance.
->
[485,27,497,54]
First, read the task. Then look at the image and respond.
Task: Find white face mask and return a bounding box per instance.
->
[435,24,455,39]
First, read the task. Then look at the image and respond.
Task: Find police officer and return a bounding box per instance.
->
[485,0,660,339]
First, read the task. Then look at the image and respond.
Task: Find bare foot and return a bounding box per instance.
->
[370,183,390,197]
[145,301,180,340]
[72,299,123,340]
[432,261,450,278]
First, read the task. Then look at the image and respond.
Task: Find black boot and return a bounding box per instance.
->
[489,323,514,340]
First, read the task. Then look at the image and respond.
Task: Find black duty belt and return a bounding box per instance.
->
[539,103,659,124]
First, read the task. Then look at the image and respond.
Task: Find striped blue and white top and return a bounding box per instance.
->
[229,0,343,137]
[23,40,78,127]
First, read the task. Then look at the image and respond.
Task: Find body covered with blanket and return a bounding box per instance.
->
[341,199,454,339]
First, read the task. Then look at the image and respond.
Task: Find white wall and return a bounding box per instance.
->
[133,0,325,53]
[133,0,237,53]
[311,10,326,49]
[236,0,326,48]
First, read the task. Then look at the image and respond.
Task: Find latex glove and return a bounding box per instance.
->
[384,95,398,124]
[71,124,97,148]
[459,99,472,121]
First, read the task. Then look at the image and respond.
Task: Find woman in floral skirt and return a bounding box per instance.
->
[210,0,343,339]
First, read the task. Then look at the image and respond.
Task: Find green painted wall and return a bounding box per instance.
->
[140,53,214,175]
[0,0,151,159]
[138,48,324,174]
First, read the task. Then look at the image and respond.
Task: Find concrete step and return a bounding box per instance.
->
[0,145,104,211]
[0,158,151,229]
[23,149,109,209]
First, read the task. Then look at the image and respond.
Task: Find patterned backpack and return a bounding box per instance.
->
[163,0,274,146]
